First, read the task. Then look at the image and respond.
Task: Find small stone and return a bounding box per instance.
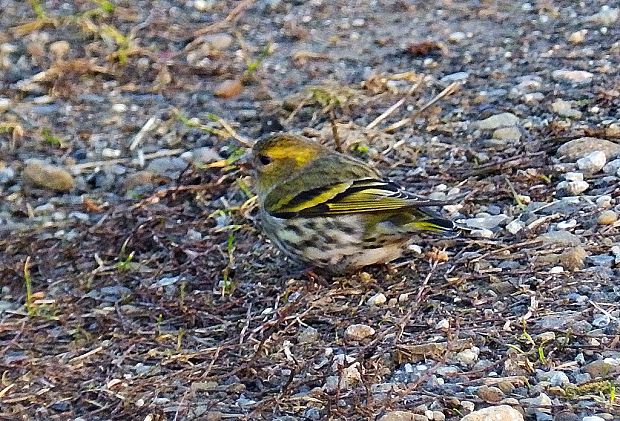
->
[505,219,525,235]
[576,151,606,174]
[344,324,375,342]
[470,228,494,238]
[493,126,521,142]
[298,326,319,344]
[556,137,620,161]
[552,70,593,85]
[111,103,127,113]
[193,0,214,11]
[522,392,552,415]
[559,246,588,271]
[203,33,233,50]
[584,360,618,379]
[367,292,387,306]
[448,31,466,43]
[352,18,365,27]
[49,40,70,60]
[602,158,620,174]
[461,405,524,421]
[23,160,75,192]
[564,172,584,182]
[378,411,418,421]
[587,6,619,26]
[477,385,504,403]
[554,412,579,421]
[537,370,570,386]
[567,29,587,44]
[598,210,617,225]
[460,215,508,230]
[214,79,243,98]
[0,166,15,184]
[122,170,161,191]
[556,180,589,196]
[539,231,581,246]
[551,99,582,119]
[475,113,519,130]
[146,157,188,177]
[0,97,10,111]
[596,195,613,208]
[582,417,606,421]
[186,147,221,164]
[455,347,479,366]
[586,254,615,267]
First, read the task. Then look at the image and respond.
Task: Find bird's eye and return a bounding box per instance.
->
[259,155,272,165]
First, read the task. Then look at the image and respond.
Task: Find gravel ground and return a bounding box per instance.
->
[1,1,619,420]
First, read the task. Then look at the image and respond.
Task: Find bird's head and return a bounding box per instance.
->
[251,133,326,195]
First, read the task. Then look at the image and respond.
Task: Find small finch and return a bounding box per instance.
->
[251,133,454,273]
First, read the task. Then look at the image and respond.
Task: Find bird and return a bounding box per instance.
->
[250,132,455,274]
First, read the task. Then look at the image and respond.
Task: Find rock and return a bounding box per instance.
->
[477,385,504,403]
[22,160,75,192]
[552,70,593,85]
[475,113,519,130]
[461,215,508,230]
[586,254,615,267]
[505,219,525,234]
[539,231,581,247]
[554,412,579,421]
[298,326,319,344]
[378,411,419,421]
[537,370,570,386]
[556,137,620,161]
[556,179,589,196]
[521,392,552,415]
[461,405,523,421]
[587,6,619,26]
[598,210,617,225]
[602,158,620,174]
[559,247,588,270]
[367,292,387,306]
[455,347,479,366]
[146,157,188,177]
[441,71,469,82]
[203,33,233,50]
[493,126,521,142]
[49,40,70,60]
[214,79,243,98]
[0,166,15,184]
[193,0,214,12]
[122,170,162,191]
[183,147,222,164]
[344,324,375,341]
[576,151,606,174]
[551,99,582,119]
[567,30,587,44]
[0,97,11,111]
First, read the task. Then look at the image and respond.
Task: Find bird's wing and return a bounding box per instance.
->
[267,178,451,218]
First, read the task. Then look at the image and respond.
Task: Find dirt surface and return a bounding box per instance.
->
[1,1,620,420]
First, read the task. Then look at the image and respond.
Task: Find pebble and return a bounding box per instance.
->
[367,292,387,306]
[214,79,243,98]
[202,33,233,51]
[182,147,221,164]
[111,103,127,113]
[551,99,582,119]
[505,219,525,234]
[23,160,75,192]
[587,6,619,26]
[461,405,524,421]
[146,157,188,177]
[298,326,319,344]
[582,417,606,421]
[522,392,552,415]
[567,30,587,44]
[0,97,10,111]
[455,347,479,366]
[475,113,519,130]
[576,151,606,174]
[537,370,570,386]
[556,179,589,196]
[461,215,508,230]
[539,230,581,246]
[122,170,160,192]
[597,210,617,225]
[193,0,214,12]
[586,254,615,267]
[378,411,421,421]
[556,137,620,161]
[477,385,504,403]
[344,324,375,341]
[552,70,593,85]
[493,126,521,142]
[602,158,620,174]
[448,31,466,43]
[559,246,588,271]
[0,166,15,184]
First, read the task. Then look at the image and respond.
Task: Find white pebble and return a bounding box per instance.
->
[366,292,387,306]
[111,103,128,113]
[577,150,607,174]
[505,219,525,234]
[557,219,577,230]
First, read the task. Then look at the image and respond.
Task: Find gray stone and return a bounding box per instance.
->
[146,157,188,176]
[0,167,15,184]
[587,6,619,25]
[602,158,620,174]
[557,137,620,161]
[298,326,319,344]
[461,405,524,421]
[522,392,552,415]
[461,215,509,230]
[344,324,375,341]
[475,113,519,130]
[552,70,593,85]
[493,126,522,142]
[586,255,615,267]
[539,231,581,246]
[537,370,570,386]
[576,151,606,174]
[551,99,582,119]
